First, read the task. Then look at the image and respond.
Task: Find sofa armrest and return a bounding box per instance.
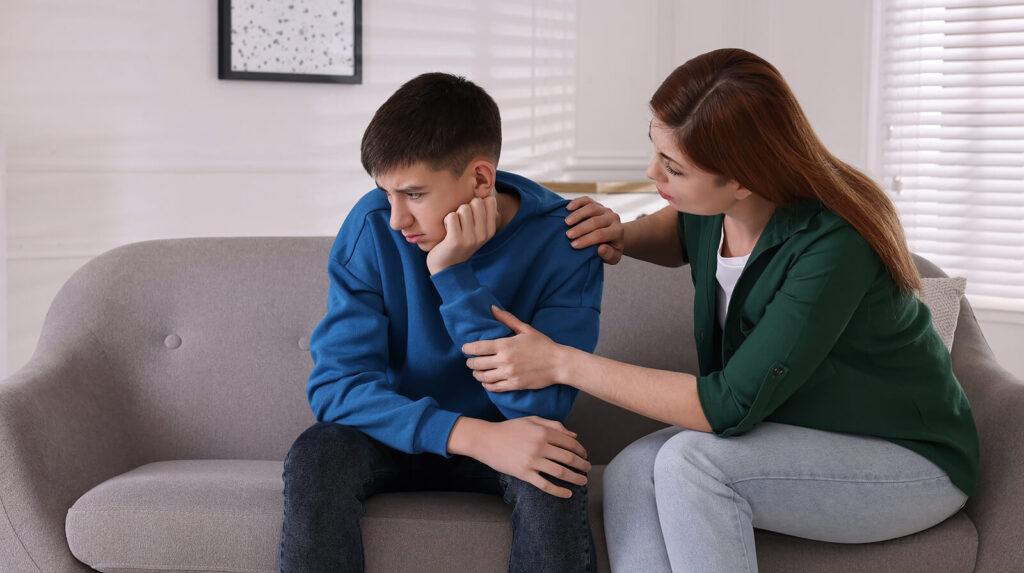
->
[948,302,1024,572]
[0,336,140,572]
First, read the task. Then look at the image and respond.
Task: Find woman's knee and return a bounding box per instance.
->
[652,429,728,484]
[604,426,682,494]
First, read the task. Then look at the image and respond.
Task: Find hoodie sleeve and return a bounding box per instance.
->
[431,254,603,421]
[306,230,462,456]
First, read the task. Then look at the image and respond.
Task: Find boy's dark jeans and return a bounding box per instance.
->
[279,422,596,573]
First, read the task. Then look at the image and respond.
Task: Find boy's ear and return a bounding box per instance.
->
[468,159,497,198]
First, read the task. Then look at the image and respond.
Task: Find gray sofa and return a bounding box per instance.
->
[1,237,1021,572]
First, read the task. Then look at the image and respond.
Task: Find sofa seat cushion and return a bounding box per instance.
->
[754,511,977,572]
[66,460,286,573]
[65,459,527,573]
[66,460,977,573]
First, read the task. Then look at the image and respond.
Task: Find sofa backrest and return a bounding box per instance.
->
[33,238,977,466]
[568,256,696,463]
[38,237,328,462]
[35,237,698,463]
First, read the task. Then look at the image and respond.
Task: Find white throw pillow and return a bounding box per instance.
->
[917,277,967,351]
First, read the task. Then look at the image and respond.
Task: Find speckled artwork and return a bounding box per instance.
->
[227,0,357,77]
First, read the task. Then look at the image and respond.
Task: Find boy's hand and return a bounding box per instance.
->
[565,196,624,264]
[447,416,590,498]
[427,195,498,275]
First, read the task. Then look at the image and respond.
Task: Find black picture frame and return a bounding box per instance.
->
[218,0,362,84]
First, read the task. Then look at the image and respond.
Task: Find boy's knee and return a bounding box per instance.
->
[283,422,370,483]
[503,474,588,511]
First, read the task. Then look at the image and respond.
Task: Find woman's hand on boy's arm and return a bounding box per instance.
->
[463,309,713,433]
[447,415,591,498]
[463,306,569,392]
[427,195,498,275]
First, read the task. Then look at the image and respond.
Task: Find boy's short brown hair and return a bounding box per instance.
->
[360,72,502,177]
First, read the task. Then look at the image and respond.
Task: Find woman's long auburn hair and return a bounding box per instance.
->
[651,48,921,293]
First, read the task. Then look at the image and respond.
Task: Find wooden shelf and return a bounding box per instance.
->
[539,181,657,195]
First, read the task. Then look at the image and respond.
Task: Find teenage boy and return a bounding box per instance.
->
[279,72,603,572]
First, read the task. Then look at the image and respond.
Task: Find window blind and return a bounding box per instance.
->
[486,0,576,181]
[365,0,575,181]
[876,0,1024,307]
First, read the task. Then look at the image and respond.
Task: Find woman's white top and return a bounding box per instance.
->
[716,229,750,328]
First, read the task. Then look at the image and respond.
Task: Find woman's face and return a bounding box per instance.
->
[645,119,744,215]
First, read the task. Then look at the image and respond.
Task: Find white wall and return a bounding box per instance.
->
[571,0,873,177]
[3,0,1023,380]
[1,0,576,374]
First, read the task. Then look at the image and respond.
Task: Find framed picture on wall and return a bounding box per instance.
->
[218,0,362,84]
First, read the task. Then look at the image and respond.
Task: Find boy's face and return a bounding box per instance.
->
[376,161,485,252]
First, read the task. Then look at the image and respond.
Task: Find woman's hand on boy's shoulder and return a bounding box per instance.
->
[427,195,498,275]
[564,196,624,264]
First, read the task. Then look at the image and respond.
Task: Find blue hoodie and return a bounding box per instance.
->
[307,171,604,456]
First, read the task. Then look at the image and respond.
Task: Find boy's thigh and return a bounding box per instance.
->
[423,454,504,495]
[284,422,430,495]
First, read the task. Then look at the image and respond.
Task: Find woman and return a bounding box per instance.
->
[461,48,978,572]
